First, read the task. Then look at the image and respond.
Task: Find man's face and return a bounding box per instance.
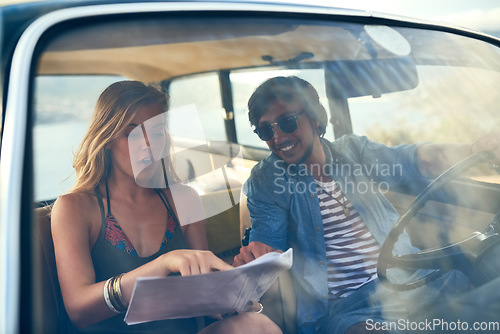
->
[259,99,320,165]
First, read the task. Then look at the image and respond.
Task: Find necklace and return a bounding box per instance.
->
[315,180,351,217]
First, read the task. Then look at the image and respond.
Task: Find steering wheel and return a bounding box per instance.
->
[377,151,499,291]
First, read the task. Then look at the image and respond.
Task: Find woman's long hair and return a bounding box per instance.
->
[71,80,178,193]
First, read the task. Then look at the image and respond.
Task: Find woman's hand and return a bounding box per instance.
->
[161,249,233,276]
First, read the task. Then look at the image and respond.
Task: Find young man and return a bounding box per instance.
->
[233,76,499,333]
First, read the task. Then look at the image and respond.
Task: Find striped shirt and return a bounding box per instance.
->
[315,179,380,299]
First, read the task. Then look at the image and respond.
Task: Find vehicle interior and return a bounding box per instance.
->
[10,3,500,333]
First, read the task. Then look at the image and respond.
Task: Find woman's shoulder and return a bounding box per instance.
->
[56,190,96,204]
[52,190,98,220]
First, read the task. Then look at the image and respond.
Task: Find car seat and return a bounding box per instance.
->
[33,205,69,334]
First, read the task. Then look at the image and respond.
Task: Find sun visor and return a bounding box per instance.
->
[325,57,419,98]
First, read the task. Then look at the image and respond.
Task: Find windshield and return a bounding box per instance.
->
[26,9,500,333]
[33,15,500,216]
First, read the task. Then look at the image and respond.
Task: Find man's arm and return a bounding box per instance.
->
[233,191,288,267]
[416,129,499,178]
[233,162,290,266]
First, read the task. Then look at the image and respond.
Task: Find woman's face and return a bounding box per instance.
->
[109,103,168,185]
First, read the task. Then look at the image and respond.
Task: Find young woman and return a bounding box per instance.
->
[51,80,280,334]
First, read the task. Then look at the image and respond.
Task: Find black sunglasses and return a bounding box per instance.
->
[254,111,305,141]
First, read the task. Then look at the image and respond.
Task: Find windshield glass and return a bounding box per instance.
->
[31,14,500,332]
[34,14,500,226]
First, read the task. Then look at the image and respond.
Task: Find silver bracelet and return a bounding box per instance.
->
[243,300,263,313]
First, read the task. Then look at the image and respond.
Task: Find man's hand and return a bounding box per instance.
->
[472,129,500,158]
[471,129,500,173]
[417,128,500,178]
[233,241,279,267]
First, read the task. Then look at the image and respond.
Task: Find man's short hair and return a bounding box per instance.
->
[248,76,328,137]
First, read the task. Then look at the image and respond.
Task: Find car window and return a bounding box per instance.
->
[33,75,125,202]
[350,65,500,146]
[31,14,500,200]
[168,72,226,142]
[18,8,500,333]
[231,68,336,149]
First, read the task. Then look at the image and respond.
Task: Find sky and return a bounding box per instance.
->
[255,0,500,36]
[334,0,500,32]
[3,0,500,36]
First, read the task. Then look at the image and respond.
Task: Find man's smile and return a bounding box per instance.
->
[279,142,296,152]
[275,140,300,155]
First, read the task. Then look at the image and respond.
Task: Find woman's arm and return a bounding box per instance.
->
[52,193,120,327]
[51,193,230,328]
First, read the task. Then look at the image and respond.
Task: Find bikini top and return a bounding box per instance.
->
[69,185,196,334]
[101,183,177,256]
[91,184,190,282]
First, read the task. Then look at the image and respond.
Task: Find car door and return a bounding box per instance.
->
[1,1,500,333]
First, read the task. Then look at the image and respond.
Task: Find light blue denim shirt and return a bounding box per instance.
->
[245,134,426,333]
